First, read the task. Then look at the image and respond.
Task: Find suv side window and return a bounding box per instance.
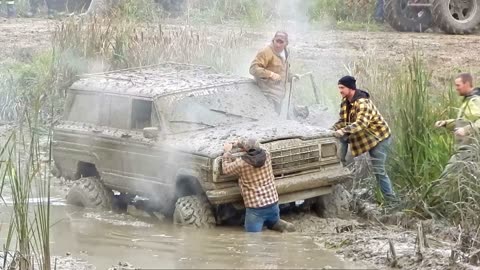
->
[106,95,131,129]
[67,92,101,124]
[131,99,160,130]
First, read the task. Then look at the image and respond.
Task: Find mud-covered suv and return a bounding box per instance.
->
[52,63,351,227]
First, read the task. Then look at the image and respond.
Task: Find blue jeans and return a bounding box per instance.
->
[244,203,280,233]
[374,0,385,21]
[339,137,349,167]
[339,136,396,199]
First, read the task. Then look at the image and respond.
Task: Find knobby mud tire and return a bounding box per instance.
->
[173,195,216,228]
[313,184,351,219]
[432,0,480,34]
[385,0,433,32]
[66,177,113,210]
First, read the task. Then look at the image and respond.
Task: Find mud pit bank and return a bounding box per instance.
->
[285,212,479,270]
[0,255,95,270]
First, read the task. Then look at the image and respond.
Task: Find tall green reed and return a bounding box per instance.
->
[351,54,461,214]
[0,50,55,269]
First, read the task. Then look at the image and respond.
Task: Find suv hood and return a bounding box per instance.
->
[164,119,334,158]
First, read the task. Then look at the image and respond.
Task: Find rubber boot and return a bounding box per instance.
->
[271,219,296,233]
[7,2,16,18]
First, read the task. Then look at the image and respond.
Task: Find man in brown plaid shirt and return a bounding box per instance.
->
[222,138,295,233]
[332,76,396,201]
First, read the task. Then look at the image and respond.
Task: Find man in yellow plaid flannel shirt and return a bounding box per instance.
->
[222,138,295,233]
[332,76,396,201]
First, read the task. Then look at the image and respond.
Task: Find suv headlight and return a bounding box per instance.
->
[321,143,337,158]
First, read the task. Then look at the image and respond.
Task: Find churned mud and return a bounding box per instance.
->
[52,256,95,270]
[0,253,95,270]
[285,207,479,270]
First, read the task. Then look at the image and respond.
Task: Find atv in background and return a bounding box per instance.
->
[385,0,480,34]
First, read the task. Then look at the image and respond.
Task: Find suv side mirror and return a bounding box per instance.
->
[143,127,159,139]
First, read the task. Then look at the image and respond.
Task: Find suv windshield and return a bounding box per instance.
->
[156,83,279,133]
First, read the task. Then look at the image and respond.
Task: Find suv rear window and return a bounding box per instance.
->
[67,93,100,124]
[131,99,153,130]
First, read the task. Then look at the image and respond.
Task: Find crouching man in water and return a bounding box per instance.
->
[332,76,397,202]
[222,138,295,233]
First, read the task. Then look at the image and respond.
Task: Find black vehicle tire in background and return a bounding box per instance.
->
[385,0,434,32]
[432,0,480,34]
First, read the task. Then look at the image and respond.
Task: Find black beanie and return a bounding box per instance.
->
[338,76,357,90]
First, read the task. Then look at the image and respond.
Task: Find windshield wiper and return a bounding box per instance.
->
[169,120,216,128]
[209,109,258,121]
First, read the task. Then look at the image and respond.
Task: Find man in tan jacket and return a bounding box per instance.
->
[250,31,294,113]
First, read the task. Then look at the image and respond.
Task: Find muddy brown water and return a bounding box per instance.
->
[0,194,369,269]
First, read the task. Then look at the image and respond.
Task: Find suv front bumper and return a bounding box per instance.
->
[206,165,351,205]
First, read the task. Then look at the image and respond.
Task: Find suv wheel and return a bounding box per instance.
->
[312,184,351,219]
[66,177,113,210]
[173,195,216,228]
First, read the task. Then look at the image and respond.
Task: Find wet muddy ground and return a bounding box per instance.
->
[0,190,369,269]
[285,212,478,270]
[1,181,475,270]
[2,18,480,269]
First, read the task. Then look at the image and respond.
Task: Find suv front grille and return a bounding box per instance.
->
[213,138,339,183]
[271,144,320,171]
[265,139,332,176]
